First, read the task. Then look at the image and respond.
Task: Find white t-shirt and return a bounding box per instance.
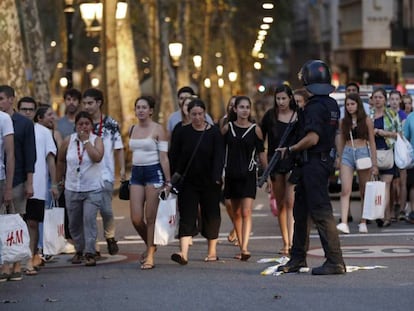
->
[95,116,124,183]
[32,123,57,200]
[0,111,14,181]
[65,133,103,192]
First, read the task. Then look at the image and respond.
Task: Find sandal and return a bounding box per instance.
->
[233,254,242,260]
[204,256,219,262]
[25,268,38,276]
[140,262,155,270]
[278,248,290,256]
[171,253,188,265]
[240,251,251,261]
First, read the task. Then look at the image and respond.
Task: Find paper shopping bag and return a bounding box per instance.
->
[154,193,177,246]
[43,207,66,255]
[362,181,386,220]
[0,214,32,264]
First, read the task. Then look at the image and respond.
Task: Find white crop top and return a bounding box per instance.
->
[129,138,168,166]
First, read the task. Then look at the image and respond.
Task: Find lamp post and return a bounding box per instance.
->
[228,71,237,95]
[64,0,75,89]
[168,42,183,94]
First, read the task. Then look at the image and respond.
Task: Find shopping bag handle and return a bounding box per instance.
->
[48,199,59,209]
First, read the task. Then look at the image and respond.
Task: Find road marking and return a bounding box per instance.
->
[308,245,414,258]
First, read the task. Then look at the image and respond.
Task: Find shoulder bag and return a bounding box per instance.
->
[171,123,208,194]
[349,130,372,170]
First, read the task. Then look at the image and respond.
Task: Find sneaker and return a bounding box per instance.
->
[71,252,83,264]
[8,271,23,281]
[84,253,96,267]
[0,273,9,282]
[106,238,119,255]
[62,241,76,254]
[358,223,368,233]
[336,223,350,234]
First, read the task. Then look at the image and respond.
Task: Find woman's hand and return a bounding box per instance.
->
[371,165,379,176]
[78,130,90,142]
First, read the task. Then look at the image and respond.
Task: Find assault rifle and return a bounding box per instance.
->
[257,111,297,187]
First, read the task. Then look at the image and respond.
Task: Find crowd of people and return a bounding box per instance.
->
[1,59,414,282]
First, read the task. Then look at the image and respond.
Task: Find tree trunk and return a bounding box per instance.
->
[116,9,140,135]
[0,0,29,97]
[103,0,122,122]
[176,0,190,89]
[19,0,51,104]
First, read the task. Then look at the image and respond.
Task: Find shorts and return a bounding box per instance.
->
[24,198,45,222]
[341,145,370,169]
[11,183,27,214]
[130,164,164,187]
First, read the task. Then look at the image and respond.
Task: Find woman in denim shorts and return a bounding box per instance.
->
[129,96,171,270]
[336,93,378,234]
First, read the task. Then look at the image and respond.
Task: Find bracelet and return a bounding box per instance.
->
[82,139,90,145]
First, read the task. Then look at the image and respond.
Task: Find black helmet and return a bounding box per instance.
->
[299,60,335,95]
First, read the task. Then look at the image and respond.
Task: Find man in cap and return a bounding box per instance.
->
[277,60,346,275]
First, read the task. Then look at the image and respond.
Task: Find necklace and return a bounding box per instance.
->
[76,140,86,173]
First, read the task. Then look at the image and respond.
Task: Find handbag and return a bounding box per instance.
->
[43,202,66,255]
[350,130,372,170]
[154,192,177,246]
[0,213,32,264]
[269,192,278,217]
[376,149,394,170]
[362,179,386,220]
[394,133,414,169]
[171,123,208,194]
[119,180,130,200]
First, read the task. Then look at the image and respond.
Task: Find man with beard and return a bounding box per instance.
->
[57,89,82,138]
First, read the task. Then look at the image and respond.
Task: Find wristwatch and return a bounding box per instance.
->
[82,139,90,145]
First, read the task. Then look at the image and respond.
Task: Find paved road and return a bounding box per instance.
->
[1,188,414,311]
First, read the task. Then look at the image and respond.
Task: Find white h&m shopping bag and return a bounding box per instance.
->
[0,214,32,264]
[154,193,177,246]
[43,207,66,255]
[362,181,386,220]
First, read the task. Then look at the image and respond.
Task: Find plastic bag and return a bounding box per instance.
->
[43,205,66,255]
[154,192,177,246]
[0,214,32,264]
[362,181,386,220]
[394,134,414,169]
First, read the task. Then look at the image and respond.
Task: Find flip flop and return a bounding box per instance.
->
[240,252,251,261]
[171,253,188,265]
[204,256,219,262]
[140,263,155,270]
[25,268,38,276]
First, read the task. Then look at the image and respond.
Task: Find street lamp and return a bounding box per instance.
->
[168,42,183,95]
[168,42,183,67]
[228,71,237,95]
[64,0,75,89]
[193,55,202,70]
[216,65,224,76]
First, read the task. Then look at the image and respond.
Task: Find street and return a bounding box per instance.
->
[1,188,414,311]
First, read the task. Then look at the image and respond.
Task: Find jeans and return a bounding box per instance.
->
[65,189,102,254]
[100,181,115,239]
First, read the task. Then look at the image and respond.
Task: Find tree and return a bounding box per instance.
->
[19,0,51,104]
[0,0,29,97]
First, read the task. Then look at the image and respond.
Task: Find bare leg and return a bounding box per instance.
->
[129,185,147,244]
[240,198,253,254]
[142,185,161,266]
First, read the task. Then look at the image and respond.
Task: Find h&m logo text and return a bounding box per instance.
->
[6,229,24,246]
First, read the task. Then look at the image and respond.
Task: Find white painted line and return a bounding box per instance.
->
[254,204,264,210]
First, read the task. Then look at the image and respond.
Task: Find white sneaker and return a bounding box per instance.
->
[358,223,368,233]
[336,223,350,234]
[62,241,76,254]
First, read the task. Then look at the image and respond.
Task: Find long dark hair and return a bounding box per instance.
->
[273,84,296,120]
[34,104,51,122]
[342,93,368,141]
[228,95,254,123]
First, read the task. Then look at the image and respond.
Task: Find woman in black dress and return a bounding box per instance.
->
[222,96,267,261]
[261,85,298,256]
[169,99,224,264]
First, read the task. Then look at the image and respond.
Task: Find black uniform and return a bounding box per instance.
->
[291,94,345,267]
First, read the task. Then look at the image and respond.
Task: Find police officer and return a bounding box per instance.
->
[277,60,346,275]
